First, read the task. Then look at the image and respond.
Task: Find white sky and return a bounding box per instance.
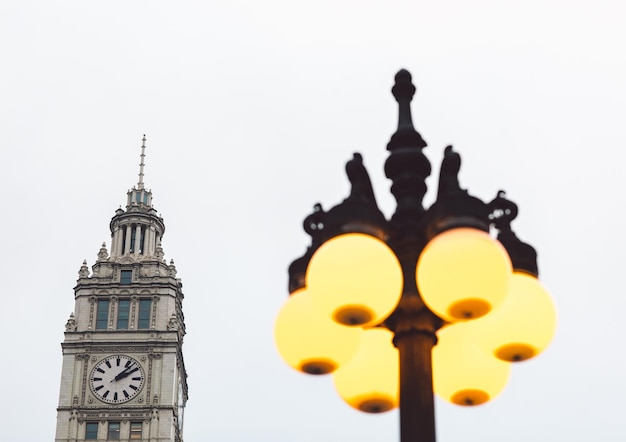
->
[1,1,625,441]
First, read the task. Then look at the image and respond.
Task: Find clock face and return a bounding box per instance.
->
[90,355,145,404]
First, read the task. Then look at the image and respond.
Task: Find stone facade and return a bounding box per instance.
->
[55,138,188,442]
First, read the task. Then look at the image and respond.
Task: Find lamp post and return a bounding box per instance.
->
[275,70,556,442]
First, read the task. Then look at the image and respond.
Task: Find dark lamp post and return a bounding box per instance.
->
[274,70,557,442]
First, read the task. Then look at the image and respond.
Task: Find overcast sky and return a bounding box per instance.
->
[2,1,625,441]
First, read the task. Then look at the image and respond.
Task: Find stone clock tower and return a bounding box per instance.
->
[55,137,188,442]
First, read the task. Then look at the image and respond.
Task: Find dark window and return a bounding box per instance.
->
[85,422,98,439]
[139,226,146,254]
[120,270,132,284]
[121,227,127,254]
[96,300,109,330]
[117,299,130,329]
[135,192,141,203]
[138,299,151,329]
[143,193,148,204]
[130,226,136,253]
[130,422,142,439]
[108,422,120,440]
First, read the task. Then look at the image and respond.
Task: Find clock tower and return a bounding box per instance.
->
[55,137,188,442]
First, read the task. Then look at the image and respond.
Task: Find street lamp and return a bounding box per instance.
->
[274,69,557,442]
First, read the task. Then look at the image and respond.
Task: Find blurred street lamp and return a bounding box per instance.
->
[274,70,556,442]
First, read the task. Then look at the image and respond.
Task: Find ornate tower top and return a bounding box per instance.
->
[107,136,165,259]
[125,135,154,211]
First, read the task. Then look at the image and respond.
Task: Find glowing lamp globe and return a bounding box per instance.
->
[306,233,403,327]
[333,327,399,413]
[416,227,512,322]
[274,288,363,375]
[473,271,557,362]
[434,322,511,406]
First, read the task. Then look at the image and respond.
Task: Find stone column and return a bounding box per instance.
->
[135,225,142,255]
[124,224,132,255]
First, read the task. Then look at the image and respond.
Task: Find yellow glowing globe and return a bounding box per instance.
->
[416,227,512,322]
[333,327,398,413]
[274,288,363,375]
[473,271,557,362]
[433,322,511,406]
[306,233,403,327]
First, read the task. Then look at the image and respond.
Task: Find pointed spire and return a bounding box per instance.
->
[65,312,77,332]
[168,259,177,277]
[97,242,109,261]
[138,134,147,190]
[79,260,90,278]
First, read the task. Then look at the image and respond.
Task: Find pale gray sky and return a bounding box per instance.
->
[1,1,625,441]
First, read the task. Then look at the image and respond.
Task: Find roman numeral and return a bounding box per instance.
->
[132,377,141,381]
[125,360,132,368]
[123,390,130,398]
[116,358,120,366]
[96,368,105,373]
[92,377,102,382]
[94,385,104,391]
[129,385,138,391]
[113,392,118,401]
[102,390,110,398]
[105,360,111,368]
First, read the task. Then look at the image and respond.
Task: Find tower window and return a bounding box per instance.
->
[85,422,98,439]
[121,228,127,253]
[117,299,130,329]
[120,270,132,284]
[138,299,151,329]
[139,226,146,254]
[95,300,109,330]
[130,422,143,439]
[130,227,136,253]
[108,422,121,440]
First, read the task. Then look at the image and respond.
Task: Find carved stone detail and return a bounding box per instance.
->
[97,242,109,261]
[81,354,90,405]
[151,296,158,330]
[65,313,77,332]
[88,297,96,330]
[130,296,137,330]
[108,301,115,330]
[167,313,179,331]
[146,356,153,401]
[79,260,90,278]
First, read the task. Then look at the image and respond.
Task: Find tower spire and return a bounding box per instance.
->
[138,134,147,190]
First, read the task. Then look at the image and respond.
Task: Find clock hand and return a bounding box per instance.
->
[113,365,133,382]
[114,366,139,382]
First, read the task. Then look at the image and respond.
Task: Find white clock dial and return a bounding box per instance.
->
[90,355,145,404]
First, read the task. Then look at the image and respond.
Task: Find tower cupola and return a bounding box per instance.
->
[109,135,165,258]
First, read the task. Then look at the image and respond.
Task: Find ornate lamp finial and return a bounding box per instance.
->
[385,69,431,226]
[488,191,538,276]
[345,153,377,206]
[387,69,427,151]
